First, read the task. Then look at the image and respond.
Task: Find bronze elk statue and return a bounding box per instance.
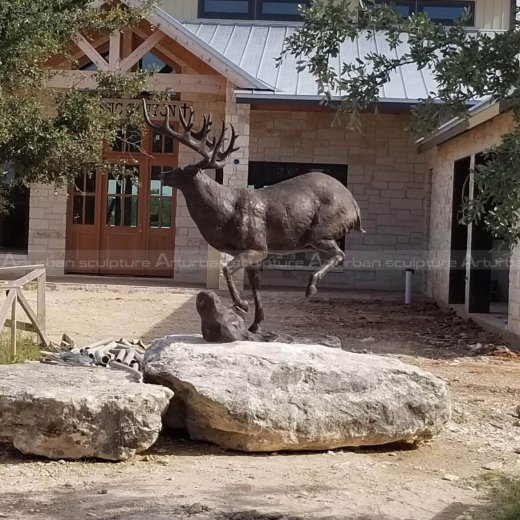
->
[143,101,365,332]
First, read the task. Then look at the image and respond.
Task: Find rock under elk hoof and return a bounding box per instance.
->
[144,337,451,452]
[235,299,249,313]
[196,290,252,343]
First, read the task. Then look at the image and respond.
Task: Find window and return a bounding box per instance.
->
[199,0,310,21]
[138,53,174,74]
[149,166,174,229]
[106,169,139,227]
[374,1,475,25]
[248,161,347,268]
[72,172,96,225]
[111,127,141,153]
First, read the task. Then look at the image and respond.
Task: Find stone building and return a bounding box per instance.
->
[2,0,519,335]
[420,102,519,338]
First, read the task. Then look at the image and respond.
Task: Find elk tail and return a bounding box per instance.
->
[355,216,367,234]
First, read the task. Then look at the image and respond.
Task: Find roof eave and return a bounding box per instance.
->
[417,99,511,153]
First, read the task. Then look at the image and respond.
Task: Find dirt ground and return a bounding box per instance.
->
[1,283,519,520]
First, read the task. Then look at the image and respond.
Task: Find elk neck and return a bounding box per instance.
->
[175,170,237,231]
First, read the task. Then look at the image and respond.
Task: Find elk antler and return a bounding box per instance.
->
[142,99,239,170]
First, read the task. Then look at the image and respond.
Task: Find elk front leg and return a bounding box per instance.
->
[223,251,267,313]
[247,266,264,333]
[305,240,346,298]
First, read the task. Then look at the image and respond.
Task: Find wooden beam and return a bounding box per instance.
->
[0,290,16,336]
[10,291,16,355]
[109,31,121,70]
[47,70,227,93]
[37,268,46,340]
[118,31,164,72]
[132,28,194,73]
[3,268,46,289]
[73,33,109,71]
[17,288,50,347]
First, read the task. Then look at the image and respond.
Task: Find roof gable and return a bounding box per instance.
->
[123,0,272,90]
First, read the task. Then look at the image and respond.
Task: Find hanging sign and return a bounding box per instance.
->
[101,99,192,120]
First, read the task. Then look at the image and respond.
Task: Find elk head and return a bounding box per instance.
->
[142,99,239,185]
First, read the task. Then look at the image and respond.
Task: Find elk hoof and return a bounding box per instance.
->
[234,300,249,313]
[248,322,260,333]
[305,285,317,298]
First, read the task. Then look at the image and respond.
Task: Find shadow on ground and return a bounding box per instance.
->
[142,288,507,360]
[0,484,484,520]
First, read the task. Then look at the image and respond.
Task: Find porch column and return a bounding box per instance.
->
[27,185,68,277]
[508,244,520,334]
[465,154,492,314]
[206,81,251,290]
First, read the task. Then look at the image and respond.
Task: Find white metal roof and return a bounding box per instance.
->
[182,21,440,102]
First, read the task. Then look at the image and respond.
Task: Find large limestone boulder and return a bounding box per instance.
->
[0,362,173,461]
[144,335,451,452]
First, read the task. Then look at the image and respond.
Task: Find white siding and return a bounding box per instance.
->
[161,0,511,30]
[475,0,510,29]
[161,0,198,20]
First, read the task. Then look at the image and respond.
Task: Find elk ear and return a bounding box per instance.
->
[183,165,200,176]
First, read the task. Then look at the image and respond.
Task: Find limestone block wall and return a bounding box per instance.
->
[426,111,513,303]
[508,244,520,335]
[249,110,430,291]
[27,185,68,276]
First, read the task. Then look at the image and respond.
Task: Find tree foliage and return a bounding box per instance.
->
[0,0,159,206]
[282,0,520,246]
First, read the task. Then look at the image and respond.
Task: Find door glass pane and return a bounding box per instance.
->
[152,132,162,153]
[152,132,175,154]
[106,196,121,226]
[85,196,95,225]
[123,197,138,227]
[161,197,171,228]
[149,197,160,228]
[73,196,84,224]
[150,179,161,196]
[111,127,141,152]
[108,177,119,195]
[72,172,97,225]
[149,165,174,229]
[85,172,96,193]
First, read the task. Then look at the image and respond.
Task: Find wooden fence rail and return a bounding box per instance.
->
[0,265,48,355]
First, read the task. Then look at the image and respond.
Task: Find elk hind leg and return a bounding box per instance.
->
[223,251,267,313]
[247,266,264,333]
[305,240,345,298]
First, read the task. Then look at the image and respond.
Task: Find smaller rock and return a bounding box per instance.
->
[442,474,460,482]
[187,503,208,515]
[0,363,172,461]
[481,462,503,471]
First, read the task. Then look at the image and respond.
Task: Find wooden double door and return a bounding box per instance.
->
[66,130,178,277]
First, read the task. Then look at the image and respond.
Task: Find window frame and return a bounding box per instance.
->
[256,0,310,21]
[375,0,475,26]
[198,0,309,21]
[418,1,475,26]
[198,0,254,19]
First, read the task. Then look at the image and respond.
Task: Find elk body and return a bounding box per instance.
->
[143,101,365,332]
